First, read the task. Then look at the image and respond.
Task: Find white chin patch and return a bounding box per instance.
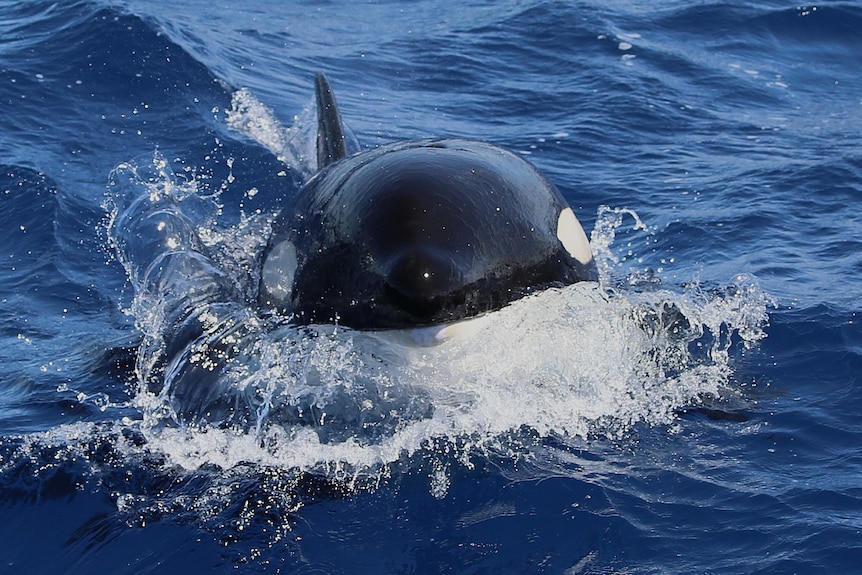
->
[556,207,593,265]
[261,240,298,303]
[380,315,489,347]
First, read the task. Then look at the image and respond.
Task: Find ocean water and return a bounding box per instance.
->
[1,0,860,573]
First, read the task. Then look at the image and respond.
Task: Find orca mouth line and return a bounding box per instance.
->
[382,283,461,324]
[341,267,573,330]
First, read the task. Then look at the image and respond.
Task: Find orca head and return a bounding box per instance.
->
[259,76,597,330]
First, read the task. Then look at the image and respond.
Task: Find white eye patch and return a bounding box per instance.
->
[261,240,298,302]
[556,207,593,265]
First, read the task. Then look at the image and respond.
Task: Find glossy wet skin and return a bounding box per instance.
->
[260,138,597,329]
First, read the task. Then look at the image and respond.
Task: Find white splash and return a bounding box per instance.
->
[97,150,774,480]
[77,84,777,492]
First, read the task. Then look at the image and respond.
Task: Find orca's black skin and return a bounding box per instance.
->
[259,74,597,330]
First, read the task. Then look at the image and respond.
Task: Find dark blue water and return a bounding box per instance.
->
[1,1,860,573]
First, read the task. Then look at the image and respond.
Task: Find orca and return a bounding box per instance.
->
[259,74,597,330]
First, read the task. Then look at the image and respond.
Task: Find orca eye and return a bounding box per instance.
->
[384,249,462,301]
[556,208,593,265]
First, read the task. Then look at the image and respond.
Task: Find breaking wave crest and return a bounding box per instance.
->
[96,146,772,481]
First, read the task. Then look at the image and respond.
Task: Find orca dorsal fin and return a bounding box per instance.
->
[315,73,348,169]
